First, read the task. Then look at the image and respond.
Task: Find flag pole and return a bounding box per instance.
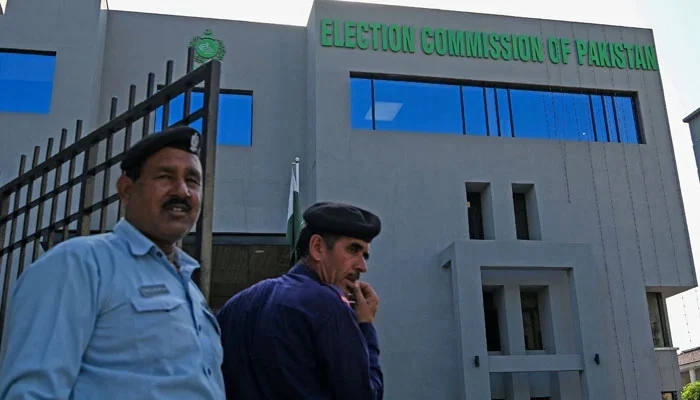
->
[288,157,300,266]
[294,157,300,193]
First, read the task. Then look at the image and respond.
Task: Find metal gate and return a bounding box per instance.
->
[0,48,221,342]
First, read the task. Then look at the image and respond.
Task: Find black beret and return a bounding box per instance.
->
[303,202,381,243]
[120,126,201,173]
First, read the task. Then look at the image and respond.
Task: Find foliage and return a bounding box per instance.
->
[682,381,700,400]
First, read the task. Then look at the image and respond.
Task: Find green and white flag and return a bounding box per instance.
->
[286,158,302,262]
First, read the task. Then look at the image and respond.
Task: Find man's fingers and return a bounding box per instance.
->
[358,281,376,300]
[352,281,366,301]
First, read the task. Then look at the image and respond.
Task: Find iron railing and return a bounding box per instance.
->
[0,47,221,340]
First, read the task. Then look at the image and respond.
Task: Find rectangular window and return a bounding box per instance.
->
[521,291,543,350]
[647,292,671,347]
[483,290,502,352]
[0,49,57,114]
[349,78,373,130]
[154,88,253,146]
[495,88,512,137]
[462,86,488,136]
[662,392,678,400]
[351,75,641,144]
[614,96,639,144]
[513,193,530,240]
[351,78,463,134]
[467,191,484,240]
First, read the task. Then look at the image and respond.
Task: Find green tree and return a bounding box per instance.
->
[682,381,700,400]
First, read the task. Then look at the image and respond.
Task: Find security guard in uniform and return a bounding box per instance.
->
[0,126,225,399]
[216,201,384,400]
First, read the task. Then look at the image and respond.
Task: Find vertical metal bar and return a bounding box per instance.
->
[99,98,118,233]
[184,48,194,126]
[161,61,174,131]
[194,60,221,303]
[63,121,83,241]
[0,193,7,343]
[47,129,68,249]
[118,85,137,221]
[0,189,11,305]
[0,192,10,259]
[186,46,194,73]
[32,138,54,261]
[142,73,155,138]
[17,147,41,275]
[176,49,194,252]
[77,130,98,237]
[124,85,136,152]
[0,156,27,341]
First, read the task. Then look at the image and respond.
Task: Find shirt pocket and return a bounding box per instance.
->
[129,295,194,358]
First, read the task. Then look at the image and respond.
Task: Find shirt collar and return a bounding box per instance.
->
[113,218,200,272]
[289,263,321,282]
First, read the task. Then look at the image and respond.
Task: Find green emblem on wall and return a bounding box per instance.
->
[189,29,226,64]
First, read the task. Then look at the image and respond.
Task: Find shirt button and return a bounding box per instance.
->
[207,368,212,376]
[198,324,202,332]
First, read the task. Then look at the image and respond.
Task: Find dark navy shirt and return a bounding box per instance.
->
[216,264,383,400]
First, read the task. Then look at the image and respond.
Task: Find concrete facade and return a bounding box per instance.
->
[0,0,696,398]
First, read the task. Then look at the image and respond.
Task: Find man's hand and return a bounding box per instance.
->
[351,281,379,324]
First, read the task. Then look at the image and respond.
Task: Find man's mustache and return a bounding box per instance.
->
[162,197,192,211]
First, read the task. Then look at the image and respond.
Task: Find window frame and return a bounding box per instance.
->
[520,290,544,351]
[154,84,254,147]
[647,292,672,348]
[0,47,58,114]
[349,72,644,144]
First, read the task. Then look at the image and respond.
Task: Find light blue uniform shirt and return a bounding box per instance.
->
[0,219,226,400]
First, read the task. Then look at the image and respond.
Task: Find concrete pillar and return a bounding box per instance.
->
[690,368,697,383]
[497,284,530,400]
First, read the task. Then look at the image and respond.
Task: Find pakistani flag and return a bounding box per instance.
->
[286,159,302,262]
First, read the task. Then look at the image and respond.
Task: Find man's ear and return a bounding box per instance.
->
[116,174,134,204]
[308,234,325,262]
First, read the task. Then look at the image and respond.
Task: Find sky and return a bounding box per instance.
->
[108,0,700,351]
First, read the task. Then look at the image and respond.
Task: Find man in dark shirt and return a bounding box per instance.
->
[216,201,384,400]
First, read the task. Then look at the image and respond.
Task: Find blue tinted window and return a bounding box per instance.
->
[350,78,373,130]
[495,89,513,137]
[0,51,56,114]
[483,89,498,136]
[614,96,639,144]
[354,77,641,144]
[590,95,608,142]
[551,92,594,142]
[603,96,620,143]
[154,91,253,146]
[371,79,463,134]
[510,89,554,139]
[462,86,487,136]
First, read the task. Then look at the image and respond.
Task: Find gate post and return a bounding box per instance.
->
[194,59,221,304]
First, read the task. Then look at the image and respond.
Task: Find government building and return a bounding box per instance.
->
[0,0,695,398]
